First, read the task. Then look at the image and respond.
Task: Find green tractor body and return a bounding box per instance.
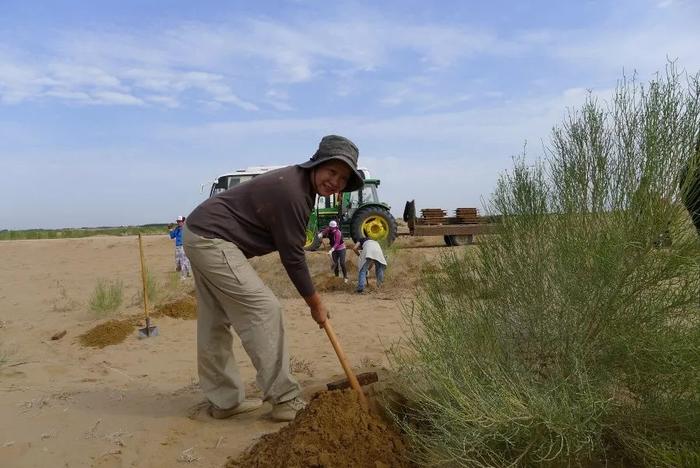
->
[305,178,397,250]
[207,167,397,250]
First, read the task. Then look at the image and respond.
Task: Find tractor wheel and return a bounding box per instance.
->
[304,231,322,251]
[444,234,474,246]
[351,207,398,244]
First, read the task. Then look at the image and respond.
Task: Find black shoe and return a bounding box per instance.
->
[355,289,364,293]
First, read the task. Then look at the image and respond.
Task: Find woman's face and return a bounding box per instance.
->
[313,160,351,196]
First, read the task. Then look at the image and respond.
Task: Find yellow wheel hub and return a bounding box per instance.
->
[304,230,314,247]
[362,216,389,240]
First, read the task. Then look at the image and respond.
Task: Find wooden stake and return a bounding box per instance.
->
[138,234,151,335]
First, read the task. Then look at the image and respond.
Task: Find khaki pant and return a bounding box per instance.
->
[183,225,300,409]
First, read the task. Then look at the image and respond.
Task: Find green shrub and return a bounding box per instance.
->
[167,271,181,292]
[89,279,124,315]
[136,269,160,305]
[390,64,700,467]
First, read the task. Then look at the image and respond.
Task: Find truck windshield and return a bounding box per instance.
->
[210,175,255,196]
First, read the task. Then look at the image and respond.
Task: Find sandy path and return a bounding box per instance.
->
[0,234,440,467]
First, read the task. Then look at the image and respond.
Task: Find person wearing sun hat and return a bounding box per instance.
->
[168,215,191,280]
[183,135,363,422]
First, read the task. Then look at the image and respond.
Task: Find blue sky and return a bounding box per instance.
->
[1,0,699,229]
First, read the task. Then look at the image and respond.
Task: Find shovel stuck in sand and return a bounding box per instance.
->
[137,233,158,338]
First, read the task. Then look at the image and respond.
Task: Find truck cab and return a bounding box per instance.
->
[208,166,285,197]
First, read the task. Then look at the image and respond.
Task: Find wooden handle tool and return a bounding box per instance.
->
[322,319,368,409]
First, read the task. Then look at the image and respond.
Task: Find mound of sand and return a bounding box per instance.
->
[154,295,197,320]
[78,318,136,348]
[227,389,413,468]
[313,274,354,292]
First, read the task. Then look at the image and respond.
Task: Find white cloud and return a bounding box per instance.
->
[380,84,473,110]
[91,90,144,106]
[389,25,502,67]
[0,60,43,103]
[44,89,92,102]
[48,62,123,89]
[2,6,695,112]
[265,89,293,111]
[145,95,180,108]
[546,3,700,76]
[0,14,539,109]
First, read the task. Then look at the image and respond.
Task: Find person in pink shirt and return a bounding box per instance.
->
[318,220,348,283]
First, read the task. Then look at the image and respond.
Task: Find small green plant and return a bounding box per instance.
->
[136,269,160,305]
[167,271,181,292]
[88,279,124,315]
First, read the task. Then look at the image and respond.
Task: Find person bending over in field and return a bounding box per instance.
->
[352,237,387,293]
[183,135,364,421]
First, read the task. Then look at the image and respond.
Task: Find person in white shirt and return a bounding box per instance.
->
[351,237,387,293]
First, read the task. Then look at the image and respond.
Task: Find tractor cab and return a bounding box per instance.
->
[345,182,380,214]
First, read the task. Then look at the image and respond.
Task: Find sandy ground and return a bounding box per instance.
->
[0,234,451,467]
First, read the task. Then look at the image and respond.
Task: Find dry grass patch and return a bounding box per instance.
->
[51,280,80,313]
[88,279,124,316]
[289,355,314,377]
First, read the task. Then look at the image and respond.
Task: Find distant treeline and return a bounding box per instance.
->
[0,224,169,241]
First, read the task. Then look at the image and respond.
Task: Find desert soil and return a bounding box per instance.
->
[0,234,449,467]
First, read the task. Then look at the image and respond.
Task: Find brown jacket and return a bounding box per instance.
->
[186,165,316,297]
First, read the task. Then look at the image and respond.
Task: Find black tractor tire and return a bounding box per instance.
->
[304,232,323,251]
[444,234,474,246]
[351,206,398,244]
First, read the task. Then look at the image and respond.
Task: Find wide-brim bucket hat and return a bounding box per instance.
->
[298,135,365,192]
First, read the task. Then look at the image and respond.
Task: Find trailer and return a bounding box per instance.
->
[402,200,496,246]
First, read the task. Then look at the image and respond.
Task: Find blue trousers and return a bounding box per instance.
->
[357,259,385,291]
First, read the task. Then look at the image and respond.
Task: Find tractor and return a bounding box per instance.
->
[206,167,398,249]
[304,177,397,250]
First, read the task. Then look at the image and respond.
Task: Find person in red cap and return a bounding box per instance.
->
[168,215,191,280]
[183,135,364,421]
